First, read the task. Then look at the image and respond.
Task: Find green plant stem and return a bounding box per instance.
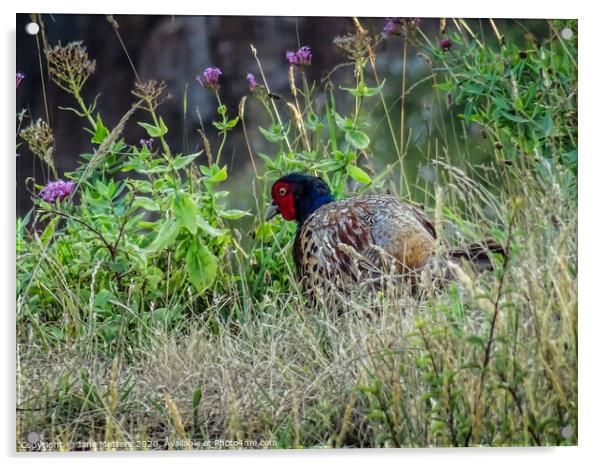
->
[148,106,172,157]
[215,93,228,165]
[42,208,116,261]
[73,90,97,130]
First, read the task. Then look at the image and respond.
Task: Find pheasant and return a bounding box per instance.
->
[265,173,503,298]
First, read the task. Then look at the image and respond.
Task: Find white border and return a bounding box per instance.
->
[3,1,599,465]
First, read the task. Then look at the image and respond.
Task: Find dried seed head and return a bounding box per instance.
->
[19,119,56,172]
[333,29,381,70]
[46,41,96,95]
[131,79,167,110]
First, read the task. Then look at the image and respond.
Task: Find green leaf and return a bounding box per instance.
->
[133,196,160,212]
[259,124,287,143]
[311,159,344,173]
[466,335,486,348]
[93,289,113,308]
[138,119,168,138]
[211,165,228,183]
[340,80,385,97]
[192,387,203,410]
[225,117,239,129]
[91,114,109,144]
[543,112,554,137]
[158,117,168,135]
[172,152,200,170]
[433,80,454,92]
[39,216,60,246]
[501,111,530,123]
[334,113,354,130]
[171,193,198,234]
[346,165,372,184]
[197,215,227,237]
[186,241,218,293]
[345,129,370,150]
[217,209,250,220]
[147,218,180,253]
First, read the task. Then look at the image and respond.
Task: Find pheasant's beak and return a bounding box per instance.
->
[264,203,280,221]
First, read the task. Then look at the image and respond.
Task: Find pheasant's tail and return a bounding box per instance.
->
[445,238,506,273]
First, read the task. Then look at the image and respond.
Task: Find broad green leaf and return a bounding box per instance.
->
[345,129,370,150]
[91,114,109,144]
[225,117,239,129]
[334,112,352,130]
[133,196,160,212]
[171,193,198,234]
[346,165,372,184]
[147,218,180,253]
[172,152,200,170]
[211,165,228,183]
[197,215,227,237]
[93,289,113,308]
[259,125,287,143]
[129,180,153,193]
[186,241,218,293]
[138,119,168,138]
[217,209,250,220]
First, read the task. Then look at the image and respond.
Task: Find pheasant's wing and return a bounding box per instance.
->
[407,203,437,239]
[366,196,436,272]
[294,198,376,290]
[294,195,437,292]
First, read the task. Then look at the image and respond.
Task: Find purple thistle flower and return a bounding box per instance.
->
[140,138,154,150]
[439,38,453,52]
[246,73,258,89]
[286,46,312,67]
[383,18,400,35]
[286,51,298,65]
[16,72,25,89]
[196,67,222,91]
[39,179,75,203]
[383,17,421,36]
[296,46,312,66]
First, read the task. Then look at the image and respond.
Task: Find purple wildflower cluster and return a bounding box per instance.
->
[383,18,421,35]
[286,46,312,66]
[196,67,222,91]
[140,138,154,150]
[40,180,75,203]
[16,72,25,89]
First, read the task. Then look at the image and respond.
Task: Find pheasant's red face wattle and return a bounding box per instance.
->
[271,181,296,221]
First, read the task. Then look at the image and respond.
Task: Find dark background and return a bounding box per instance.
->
[16,14,547,216]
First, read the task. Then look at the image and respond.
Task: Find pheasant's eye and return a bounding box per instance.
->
[279,187,287,196]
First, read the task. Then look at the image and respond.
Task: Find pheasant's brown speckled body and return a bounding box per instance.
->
[266,173,502,300]
[292,194,436,293]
